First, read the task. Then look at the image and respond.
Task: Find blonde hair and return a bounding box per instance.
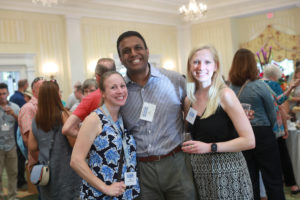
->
[263,64,282,80]
[187,45,226,119]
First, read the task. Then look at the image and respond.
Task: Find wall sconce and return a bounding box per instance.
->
[42,62,58,79]
[88,60,97,74]
[163,60,175,70]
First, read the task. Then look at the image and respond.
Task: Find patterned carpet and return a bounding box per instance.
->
[1,169,300,200]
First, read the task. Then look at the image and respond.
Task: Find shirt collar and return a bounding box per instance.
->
[124,63,162,84]
[30,96,38,105]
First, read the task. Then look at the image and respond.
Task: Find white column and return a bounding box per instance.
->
[65,15,85,86]
[177,24,191,75]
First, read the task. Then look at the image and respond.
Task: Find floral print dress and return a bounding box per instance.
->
[80,108,140,200]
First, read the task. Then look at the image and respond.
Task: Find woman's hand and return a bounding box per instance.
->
[182,140,210,154]
[104,182,126,197]
[290,79,300,89]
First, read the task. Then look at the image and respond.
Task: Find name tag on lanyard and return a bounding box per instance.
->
[186,107,197,124]
[140,102,156,122]
[125,172,137,186]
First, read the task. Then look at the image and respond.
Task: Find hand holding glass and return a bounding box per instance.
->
[241,103,251,116]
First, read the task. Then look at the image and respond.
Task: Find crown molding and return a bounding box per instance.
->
[0,0,299,26]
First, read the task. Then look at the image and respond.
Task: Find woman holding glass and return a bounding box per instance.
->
[182,45,255,199]
[229,48,285,200]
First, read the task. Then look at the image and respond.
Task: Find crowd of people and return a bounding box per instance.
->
[0,30,300,200]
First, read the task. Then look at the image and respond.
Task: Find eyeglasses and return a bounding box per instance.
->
[31,77,44,88]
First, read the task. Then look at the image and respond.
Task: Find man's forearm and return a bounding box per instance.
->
[62,114,81,137]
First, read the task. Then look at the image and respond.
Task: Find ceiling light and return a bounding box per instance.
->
[179,0,207,21]
[32,0,59,7]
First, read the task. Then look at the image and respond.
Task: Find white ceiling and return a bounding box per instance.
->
[0,0,300,25]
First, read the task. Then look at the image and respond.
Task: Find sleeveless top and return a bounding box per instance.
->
[188,106,238,143]
[32,120,81,200]
[80,108,140,200]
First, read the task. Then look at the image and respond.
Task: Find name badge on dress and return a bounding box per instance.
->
[1,123,10,131]
[140,102,156,122]
[186,107,197,125]
[125,172,137,186]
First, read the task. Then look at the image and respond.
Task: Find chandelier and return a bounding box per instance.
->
[32,0,59,6]
[179,0,207,21]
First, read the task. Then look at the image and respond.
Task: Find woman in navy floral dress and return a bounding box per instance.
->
[71,71,140,200]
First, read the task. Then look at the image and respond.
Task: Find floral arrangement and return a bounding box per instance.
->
[278,73,288,91]
[256,46,272,69]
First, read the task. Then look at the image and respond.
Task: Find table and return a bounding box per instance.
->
[286,129,300,185]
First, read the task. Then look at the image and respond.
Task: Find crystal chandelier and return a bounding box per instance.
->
[32,0,59,6]
[179,0,207,21]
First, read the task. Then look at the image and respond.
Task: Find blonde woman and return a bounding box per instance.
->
[182,45,255,199]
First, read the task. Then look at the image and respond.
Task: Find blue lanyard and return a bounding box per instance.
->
[101,104,130,168]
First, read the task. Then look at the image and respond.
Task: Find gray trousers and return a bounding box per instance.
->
[0,146,18,200]
[137,152,197,200]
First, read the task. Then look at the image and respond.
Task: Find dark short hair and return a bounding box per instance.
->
[0,83,8,90]
[31,77,44,89]
[18,79,28,88]
[296,61,300,68]
[116,31,148,57]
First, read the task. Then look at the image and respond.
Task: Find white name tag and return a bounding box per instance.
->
[140,102,156,122]
[1,123,10,131]
[125,172,137,186]
[186,107,197,125]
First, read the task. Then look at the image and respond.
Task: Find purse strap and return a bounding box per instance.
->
[237,80,250,99]
[116,147,125,181]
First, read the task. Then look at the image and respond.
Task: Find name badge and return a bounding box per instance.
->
[125,172,137,186]
[140,102,156,122]
[186,107,197,125]
[1,123,10,131]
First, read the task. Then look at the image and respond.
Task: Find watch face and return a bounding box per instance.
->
[211,143,217,152]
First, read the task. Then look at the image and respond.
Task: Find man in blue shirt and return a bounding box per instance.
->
[9,79,28,108]
[117,31,197,200]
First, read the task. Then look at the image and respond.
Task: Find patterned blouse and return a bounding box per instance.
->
[80,108,140,200]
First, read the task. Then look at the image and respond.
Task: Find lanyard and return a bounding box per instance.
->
[101,104,130,168]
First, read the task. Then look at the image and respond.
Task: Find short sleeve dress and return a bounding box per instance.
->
[80,108,140,200]
[187,106,253,200]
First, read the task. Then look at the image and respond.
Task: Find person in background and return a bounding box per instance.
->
[69,84,83,112]
[28,81,81,200]
[71,71,140,199]
[18,77,44,171]
[10,79,29,189]
[65,81,81,110]
[10,79,28,108]
[23,89,32,103]
[70,79,96,112]
[117,31,197,200]
[182,45,255,199]
[62,58,116,137]
[289,67,300,111]
[229,48,285,200]
[262,64,300,197]
[0,83,20,200]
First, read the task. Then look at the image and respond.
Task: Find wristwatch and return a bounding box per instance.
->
[211,143,217,153]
